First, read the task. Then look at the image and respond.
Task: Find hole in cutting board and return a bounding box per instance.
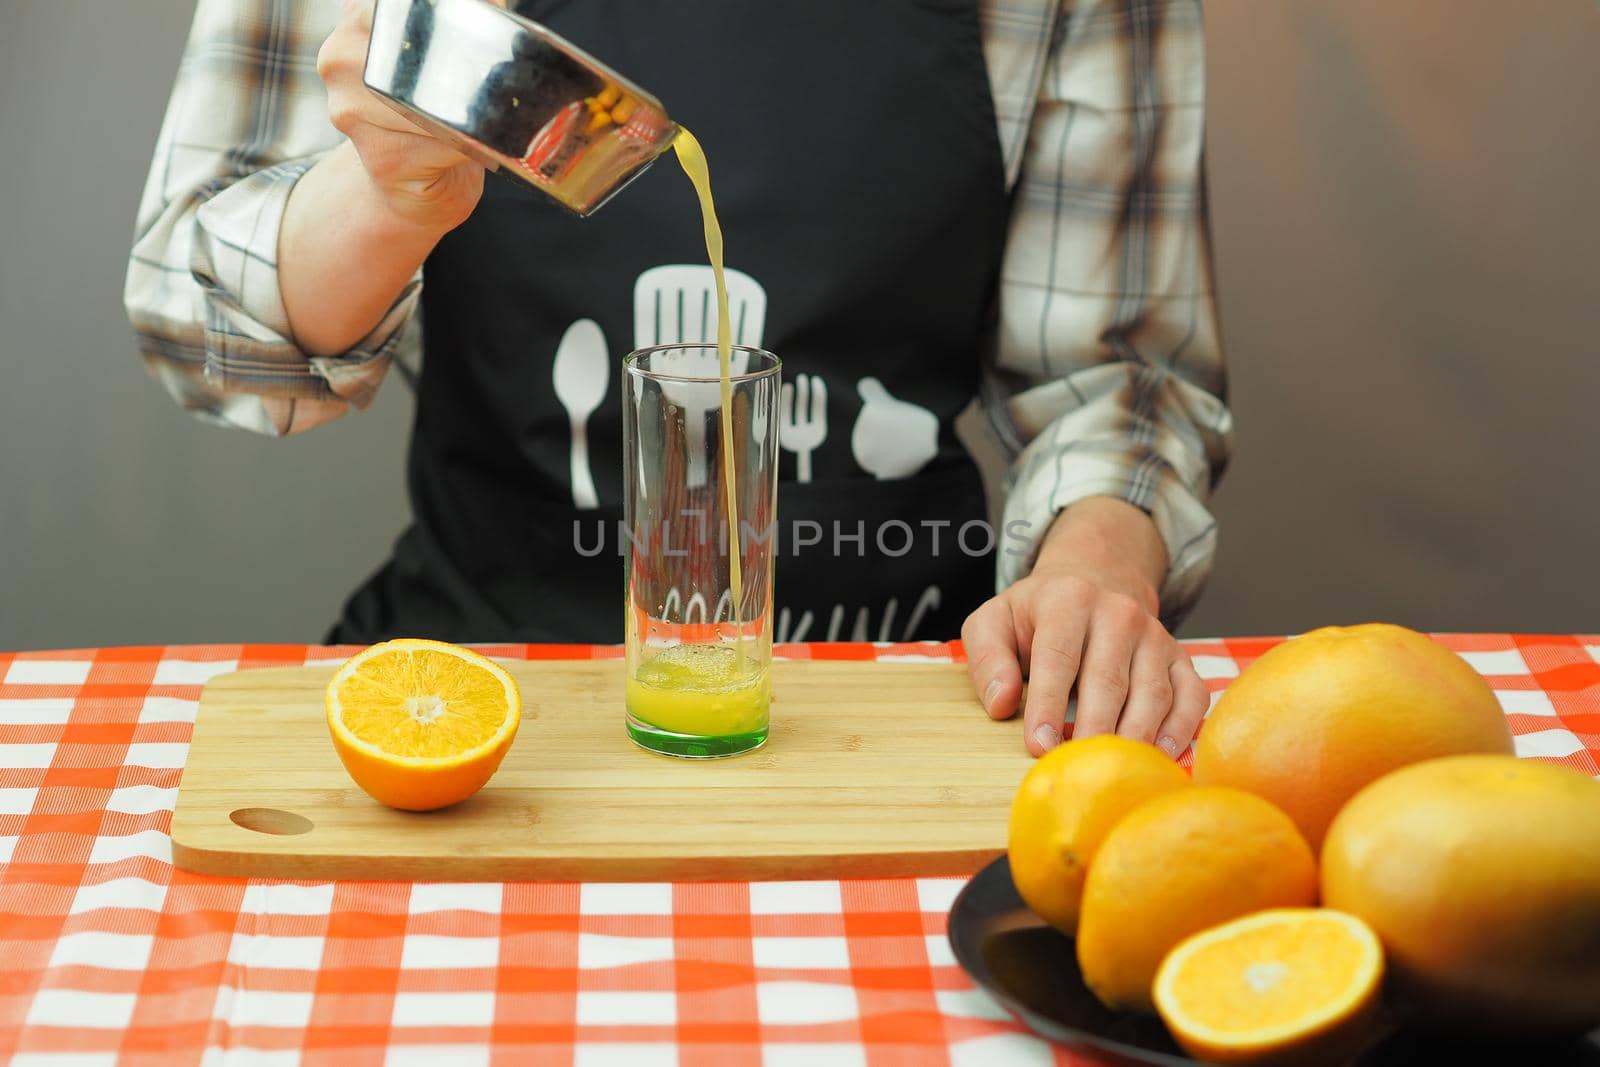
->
[230,807,314,836]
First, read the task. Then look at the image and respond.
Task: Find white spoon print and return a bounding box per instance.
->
[851,377,938,480]
[552,318,609,509]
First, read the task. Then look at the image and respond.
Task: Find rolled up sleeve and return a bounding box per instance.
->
[986,0,1234,623]
[125,0,417,437]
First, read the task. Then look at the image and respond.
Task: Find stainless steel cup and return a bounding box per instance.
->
[364,0,679,215]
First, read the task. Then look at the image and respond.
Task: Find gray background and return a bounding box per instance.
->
[2,1,1596,651]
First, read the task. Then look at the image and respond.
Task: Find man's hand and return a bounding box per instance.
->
[317,0,500,231]
[962,497,1208,758]
[284,0,509,356]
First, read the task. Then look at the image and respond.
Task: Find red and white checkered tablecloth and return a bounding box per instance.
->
[1,637,1597,1066]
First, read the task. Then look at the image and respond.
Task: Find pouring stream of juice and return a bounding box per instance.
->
[671,128,743,657]
[624,128,771,746]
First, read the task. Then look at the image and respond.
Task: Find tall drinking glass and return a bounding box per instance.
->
[622,345,780,757]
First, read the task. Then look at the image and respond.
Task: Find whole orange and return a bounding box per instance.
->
[1322,755,1600,1039]
[1076,786,1318,1014]
[1007,736,1191,935]
[1193,624,1512,849]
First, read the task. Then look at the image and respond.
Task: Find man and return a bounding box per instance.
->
[126,0,1232,757]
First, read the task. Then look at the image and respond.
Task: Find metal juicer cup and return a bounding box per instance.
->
[364,0,679,215]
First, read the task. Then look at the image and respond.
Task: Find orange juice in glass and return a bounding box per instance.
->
[621,345,779,757]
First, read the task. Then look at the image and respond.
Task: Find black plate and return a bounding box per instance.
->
[947,856,1600,1067]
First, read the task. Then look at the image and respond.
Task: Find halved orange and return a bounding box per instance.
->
[1153,908,1385,1066]
[326,639,522,811]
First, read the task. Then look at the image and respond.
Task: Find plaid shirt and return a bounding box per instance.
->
[126,0,1231,619]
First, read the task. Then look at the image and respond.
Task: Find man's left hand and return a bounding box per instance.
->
[961,497,1207,758]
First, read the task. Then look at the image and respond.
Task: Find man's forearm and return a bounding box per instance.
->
[279,141,452,357]
[1033,496,1169,618]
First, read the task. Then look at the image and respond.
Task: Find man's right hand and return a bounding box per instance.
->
[282,0,510,355]
[316,0,502,231]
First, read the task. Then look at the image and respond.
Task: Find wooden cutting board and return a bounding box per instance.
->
[171,659,1033,881]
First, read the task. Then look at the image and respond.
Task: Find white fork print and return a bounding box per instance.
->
[779,373,827,483]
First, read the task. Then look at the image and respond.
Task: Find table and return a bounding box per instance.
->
[2,636,1596,1065]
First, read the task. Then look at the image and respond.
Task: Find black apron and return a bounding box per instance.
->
[332,0,1010,645]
